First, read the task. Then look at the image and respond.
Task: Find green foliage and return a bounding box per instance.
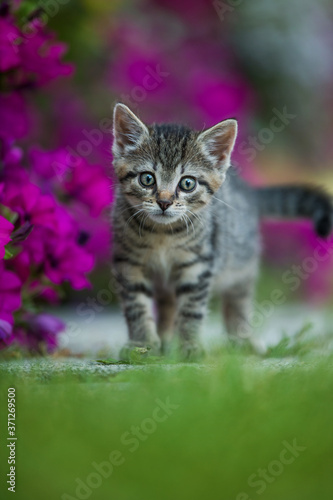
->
[97,346,164,365]
[14,1,40,25]
[1,354,333,500]
[4,247,13,259]
[266,322,333,358]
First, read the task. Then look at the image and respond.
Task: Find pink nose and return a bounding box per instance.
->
[157,199,172,212]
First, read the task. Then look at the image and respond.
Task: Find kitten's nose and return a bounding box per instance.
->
[157,199,172,212]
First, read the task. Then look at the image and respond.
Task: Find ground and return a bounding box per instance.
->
[0,304,333,500]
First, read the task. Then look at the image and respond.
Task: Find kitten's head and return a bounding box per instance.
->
[112,103,237,225]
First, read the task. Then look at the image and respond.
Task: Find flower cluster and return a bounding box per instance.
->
[0,3,112,352]
[1,0,332,355]
[108,17,255,132]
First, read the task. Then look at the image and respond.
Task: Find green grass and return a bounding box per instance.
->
[1,348,333,500]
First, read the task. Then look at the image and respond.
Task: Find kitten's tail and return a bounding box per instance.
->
[255,185,333,238]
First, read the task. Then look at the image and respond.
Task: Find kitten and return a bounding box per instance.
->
[111,103,333,356]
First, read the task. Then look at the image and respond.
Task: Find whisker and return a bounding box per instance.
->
[124,209,145,232]
[139,212,150,238]
[181,214,189,235]
[118,203,143,216]
[184,213,195,234]
[186,209,204,227]
[212,195,238,212]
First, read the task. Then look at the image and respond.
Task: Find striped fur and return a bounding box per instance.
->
[256,185,333,237]
[111,104,333,356]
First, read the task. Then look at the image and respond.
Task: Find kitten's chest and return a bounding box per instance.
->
[142,234,187,280]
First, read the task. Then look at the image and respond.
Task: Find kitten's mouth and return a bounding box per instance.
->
[149,211,180,224]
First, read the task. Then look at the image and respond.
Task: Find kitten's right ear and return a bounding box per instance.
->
[112,103,149,157]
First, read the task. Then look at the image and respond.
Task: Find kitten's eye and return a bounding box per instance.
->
[179,177,196,192]
[139,172,156,187]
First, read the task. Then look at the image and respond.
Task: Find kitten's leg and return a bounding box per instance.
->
[174,266,212,358]
[114,264,161,353]
[155,287,176,353]
[222,280,255,345]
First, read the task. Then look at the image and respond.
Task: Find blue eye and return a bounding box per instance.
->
[139,172,156,187]
[179,177,196,192]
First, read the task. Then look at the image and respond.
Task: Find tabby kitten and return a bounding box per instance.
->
[111,103,332,356]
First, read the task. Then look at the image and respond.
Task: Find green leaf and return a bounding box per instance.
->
[0,205,18,224]
[15,1,41,25]
[4,247,13,259]
[96,358,130,365]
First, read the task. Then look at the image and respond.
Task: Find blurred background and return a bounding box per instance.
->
[1,0,333,354]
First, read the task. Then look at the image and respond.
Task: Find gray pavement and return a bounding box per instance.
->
[0,304,331,378]
[58,304,332,356]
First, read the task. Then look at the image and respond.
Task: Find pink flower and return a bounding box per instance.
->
[29,281,60,304]
[2,181,58,231]
[0,92,30,140]
[15,313,65,353]
[108,21,255,128]
[44,236,94,290]
[29,147,70,181]
[0,215,14,259]
[0,314,14,349]
[1,139,24,166]
[0,262,21,347]
[16,204,94,289]
[30,147,112,216]
[44,206,95,289]
[0,9,74,89]
[19,19,74,86]
[0,139,28,189]
[0,262,21,313]
[190,71,255,127]
[0,17,20,71]
[64,161,112,217]
[69,203,112,262]
[9,236,44,283]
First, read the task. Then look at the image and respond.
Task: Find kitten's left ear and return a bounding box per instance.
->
[112,103,149,157]
[197,119,238,170]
